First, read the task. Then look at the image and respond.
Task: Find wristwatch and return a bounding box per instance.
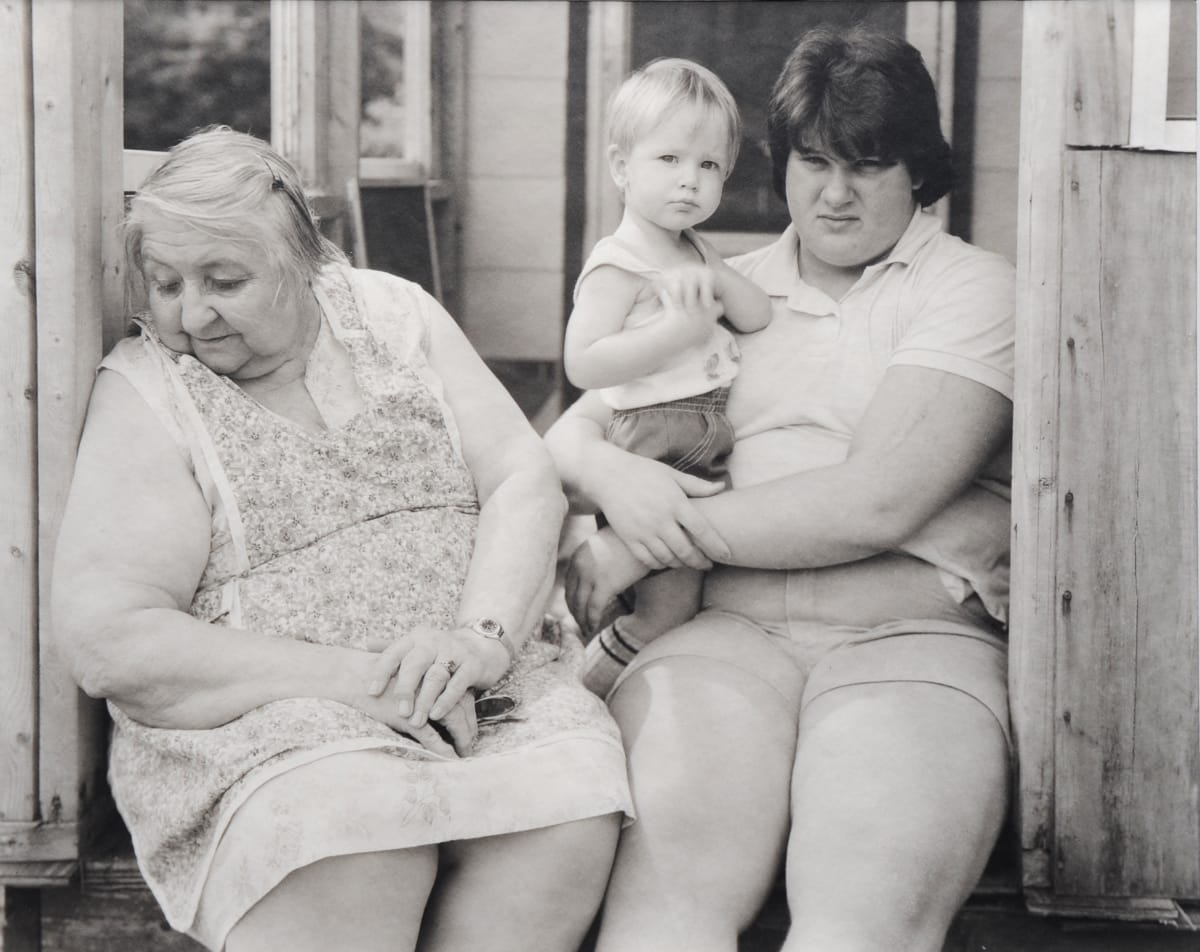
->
[465,617,515,662]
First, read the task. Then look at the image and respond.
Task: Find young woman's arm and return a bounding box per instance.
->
[543,390,727,570]
[554,367,1010,629]
[697,365,1011,566]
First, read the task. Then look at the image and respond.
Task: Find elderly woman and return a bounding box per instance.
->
[547,27,1014,952]
[51,128,630,952]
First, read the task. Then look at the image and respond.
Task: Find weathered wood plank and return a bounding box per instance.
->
[1066,0,1134,147]
[0,821,81,864]
[1011,0,1072,891]
[0,0,39,829]
[1055,149,1198,898]
[30,0,124,835]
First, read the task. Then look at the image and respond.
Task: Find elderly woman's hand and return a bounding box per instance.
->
[565,527,656,635]
[592,452,728,571]
[364,623,507,742]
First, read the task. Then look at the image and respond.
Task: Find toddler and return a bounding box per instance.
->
[564,58,771,698]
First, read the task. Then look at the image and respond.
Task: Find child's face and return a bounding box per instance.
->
[612,105,731,234]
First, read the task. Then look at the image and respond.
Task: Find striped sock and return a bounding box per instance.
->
[581,617,646,699]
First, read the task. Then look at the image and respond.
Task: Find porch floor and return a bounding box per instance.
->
[5,858,1197,952]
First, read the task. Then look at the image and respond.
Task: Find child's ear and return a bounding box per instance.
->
[607,144,628,190]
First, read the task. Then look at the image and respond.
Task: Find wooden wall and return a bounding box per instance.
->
[1055,148,1197,898]
[1012,0,1199,911]
[456,0,569,362]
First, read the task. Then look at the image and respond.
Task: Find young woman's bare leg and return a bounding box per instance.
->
[783,682,1009,952]
[595,621,802,952]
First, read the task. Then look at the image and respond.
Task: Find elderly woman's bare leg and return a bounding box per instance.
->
[595,655,799,952]
[225,846,437,952]
[782,682,1009,952]
[420,814,621,951]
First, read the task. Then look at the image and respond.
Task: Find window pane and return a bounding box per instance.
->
[1167,0,1196,120]
[361,1,408,158]
[124,0,271,151]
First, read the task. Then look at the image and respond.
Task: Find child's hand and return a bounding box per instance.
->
[655,265,724,348]
[655,263,724,316]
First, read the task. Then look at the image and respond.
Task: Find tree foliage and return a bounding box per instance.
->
[124,0,405,153]
[124,0,271,150]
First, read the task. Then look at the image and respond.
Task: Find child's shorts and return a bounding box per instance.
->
[606,387,733,483]
[610,552,1012,752]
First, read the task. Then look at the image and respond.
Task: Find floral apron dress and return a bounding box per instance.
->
[100,266,632,947]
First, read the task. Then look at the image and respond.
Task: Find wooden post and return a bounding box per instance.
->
[0,0,39,833]
[1065,0,1134,148]
[1011,0,1072,892]
[28,0,124,858]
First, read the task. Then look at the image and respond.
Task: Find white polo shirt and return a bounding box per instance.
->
[724,209,1015,624]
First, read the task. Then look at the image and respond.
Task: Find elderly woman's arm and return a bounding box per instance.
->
[51,371,450,743]
[366,298,567,727]
[429,298,566,650]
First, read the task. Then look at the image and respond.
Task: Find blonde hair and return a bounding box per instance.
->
[607,58,742,176]
[123,126,347,308]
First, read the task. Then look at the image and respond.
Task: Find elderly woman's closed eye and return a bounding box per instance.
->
[51,127,628,952]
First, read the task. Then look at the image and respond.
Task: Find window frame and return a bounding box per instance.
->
[121,1,438,191]
[1129,0,1197,152]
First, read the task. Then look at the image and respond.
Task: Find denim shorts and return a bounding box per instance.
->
[606,387,734,483]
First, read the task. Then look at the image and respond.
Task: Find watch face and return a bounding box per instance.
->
[474,618,503,638]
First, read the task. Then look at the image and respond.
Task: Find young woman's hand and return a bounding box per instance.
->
[592,451,728,571]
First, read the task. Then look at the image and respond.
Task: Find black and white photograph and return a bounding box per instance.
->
[0,1,1196,950]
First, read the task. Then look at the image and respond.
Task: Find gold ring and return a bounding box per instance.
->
[439,659,458,676]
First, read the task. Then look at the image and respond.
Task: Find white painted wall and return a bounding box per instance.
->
[457,1,569,361]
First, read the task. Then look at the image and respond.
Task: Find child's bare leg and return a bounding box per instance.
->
[581,567,703,699]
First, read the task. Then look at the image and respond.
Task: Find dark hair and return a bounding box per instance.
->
[766,26,954,208]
